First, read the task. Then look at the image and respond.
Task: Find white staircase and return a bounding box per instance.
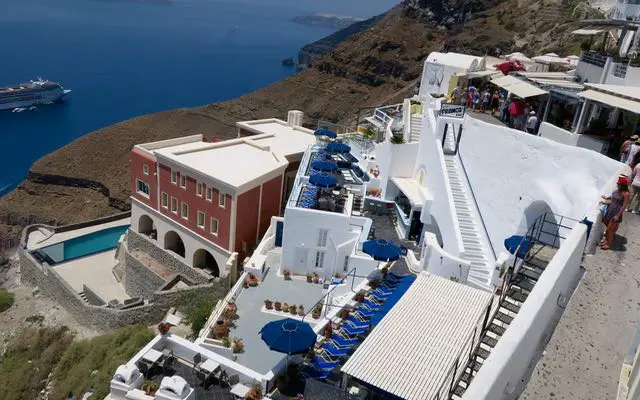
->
[409,114,422,142]
[444,153,495,291]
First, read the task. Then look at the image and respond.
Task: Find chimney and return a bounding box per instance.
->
[287,110,304,127]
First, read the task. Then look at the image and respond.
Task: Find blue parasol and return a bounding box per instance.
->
[362,239,402,261]
[259,318,317,355]
[311,160,338,173]
[504,235,532,259]
[326,142,351,154]
[309,173,337,188]
[314,129,337,139]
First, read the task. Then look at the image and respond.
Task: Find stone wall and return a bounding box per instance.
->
[126,229,211,285]
[82,284,106,306]
[124,252,165,299]
[20,248,228,332]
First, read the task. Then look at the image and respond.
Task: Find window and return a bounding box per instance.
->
[317,229,328,247]
[314,251,325,269]
[343,255,349,272]
[136,179,150,197]
[143,164,149,175]
[210,217,219,235]
[206,188,213,202]
[197,211,205,229]
[181,202,189,220]
[171,197,178,214]
[180,175,187,189]
[171,170,177,185]
[219,193,226,208]
[196,182,203,197]
[161,192,168,209]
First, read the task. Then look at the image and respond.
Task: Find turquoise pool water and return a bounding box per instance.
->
[35,224,129,264]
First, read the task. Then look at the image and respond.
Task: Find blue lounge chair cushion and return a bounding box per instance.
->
[341,324,367,336]
[323,342,351,357]
[345,316,369,328]
[310,358,339,370]
[302,366,331,380]
[331,335,359,348]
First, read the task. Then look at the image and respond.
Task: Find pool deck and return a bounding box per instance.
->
[54,249,130,302]
[26,217,130,250]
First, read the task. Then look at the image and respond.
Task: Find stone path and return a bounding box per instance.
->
[522,212,640,399]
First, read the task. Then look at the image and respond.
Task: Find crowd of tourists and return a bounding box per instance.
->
[599,134,640,250]
[449,85,539,134]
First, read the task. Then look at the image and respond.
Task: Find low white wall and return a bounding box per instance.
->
[421,232,471,283]
[575,54,605,83]
[463,222,588,399]
[538,122,608,155]
[459,117,622,255]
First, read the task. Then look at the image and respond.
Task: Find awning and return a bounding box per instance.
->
[579,89,640,114]
[391,177,432,207]
[572,28,605,35]
[491,75,548,98]
[468,69,503,79]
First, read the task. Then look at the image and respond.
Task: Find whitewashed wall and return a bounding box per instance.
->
[462,223,588,399]
[538,122,608,154]
[458,117,622,254]
[421,232,471,283]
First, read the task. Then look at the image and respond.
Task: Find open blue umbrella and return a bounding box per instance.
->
[311,160,338,173]
[259,318,317,355]
[314,128,337,139]
[504,235,532,259]
[362,239,402,261]
[326,142,351,154]
[309,173,337,188]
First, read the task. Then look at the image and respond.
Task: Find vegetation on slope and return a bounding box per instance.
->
[0,325,153,400]
[0,288,14,312]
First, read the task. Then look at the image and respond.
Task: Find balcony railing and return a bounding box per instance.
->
[373,103,403,127]
[581,51,608,68]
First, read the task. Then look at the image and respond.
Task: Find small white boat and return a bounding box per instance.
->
[29,106,36,111]
[12,107,26,113]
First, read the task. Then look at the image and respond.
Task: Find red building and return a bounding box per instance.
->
[130,112,314,277]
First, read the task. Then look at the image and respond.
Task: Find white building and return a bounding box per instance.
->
[419,52,490,96]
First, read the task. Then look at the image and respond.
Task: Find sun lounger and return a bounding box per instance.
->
[369,291,390,302]
[309,357,340,371]
[322,342,351,357]
[355,307,376,318]
[302,366,332,380]
[346,315,369,326]
[329,334,360,348]
[361,300,381,310]
[341,323,368,336]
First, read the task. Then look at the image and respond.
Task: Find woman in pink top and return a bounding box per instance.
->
[627,162,640,213]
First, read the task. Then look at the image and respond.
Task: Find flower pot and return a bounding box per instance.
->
[264,300,273,310]
[312,310,321,319]
[274,302,282,311]
[323,324,333,339]
[243,281,249,289]
[306,275,313,283]
[212,319,229,339]
[297,305,305,316]
[341,309,350,319]
[289,305,297,315]
[312,277,319,284]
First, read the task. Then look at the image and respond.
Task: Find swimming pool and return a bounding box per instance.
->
[34,225,130,265]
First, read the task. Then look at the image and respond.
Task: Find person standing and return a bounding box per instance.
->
[628,162,640,213]
[501,95,511,124]
[621,135,639,163]
[482,89,491,113]
[526,111,538,134]
[600,176,631,250]
[626,137,640,166]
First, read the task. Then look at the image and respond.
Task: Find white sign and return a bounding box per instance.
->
[440,104,465,119]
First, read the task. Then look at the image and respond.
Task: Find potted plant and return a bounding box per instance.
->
[323,324,333,339]
[282,302,290,312]
[248,273,259,287]
[223,306,237,320]
[312,304,322,319]
[312,272,319,284]
[297,305,305,316]
[289,304,297,315]
[306,273,313,283]
[355,290,366,303]
[246,383,263,400]
[212,319,229,339]
[222,336,231,348]
[157,322,170,335]
[340,308,350,319]
[283,269,291,280]
[225,299,237,316]
[231,337,244,353]
[274,301,282,311]
[141,380,158,396]
[369,278,380,289]
[264,299,273,310]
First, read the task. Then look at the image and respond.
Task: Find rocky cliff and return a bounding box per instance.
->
[0,1,593,245]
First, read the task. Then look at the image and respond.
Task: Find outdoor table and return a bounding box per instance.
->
[229,383,251,398]
[200,358,220,374]
[142,349,163,365]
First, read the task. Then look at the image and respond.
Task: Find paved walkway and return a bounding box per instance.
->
[522,212,640,399]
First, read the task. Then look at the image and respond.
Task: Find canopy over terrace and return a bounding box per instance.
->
[340,273,493,400]
[491,75,549,99]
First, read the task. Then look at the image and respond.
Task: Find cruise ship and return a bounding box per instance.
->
[0,78,71,110]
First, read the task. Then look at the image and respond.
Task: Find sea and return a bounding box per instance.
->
[0,0,398,196]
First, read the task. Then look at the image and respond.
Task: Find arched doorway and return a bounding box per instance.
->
[164,231,185,258]
[193,249,219,277]
[138,215,156,239]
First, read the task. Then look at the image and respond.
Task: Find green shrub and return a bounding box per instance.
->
[186,300,213,337]
[0,289,14,312]
[52,325,153,400]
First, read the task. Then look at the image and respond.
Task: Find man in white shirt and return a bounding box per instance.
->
[627,138,640,166]
[526,111,538,135]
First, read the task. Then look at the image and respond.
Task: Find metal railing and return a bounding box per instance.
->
[301,266,367,323]
[373,103,403,127]
[432,294,495,400]
[581,51,608,68]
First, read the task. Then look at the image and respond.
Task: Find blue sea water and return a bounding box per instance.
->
[0,0,398,195]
